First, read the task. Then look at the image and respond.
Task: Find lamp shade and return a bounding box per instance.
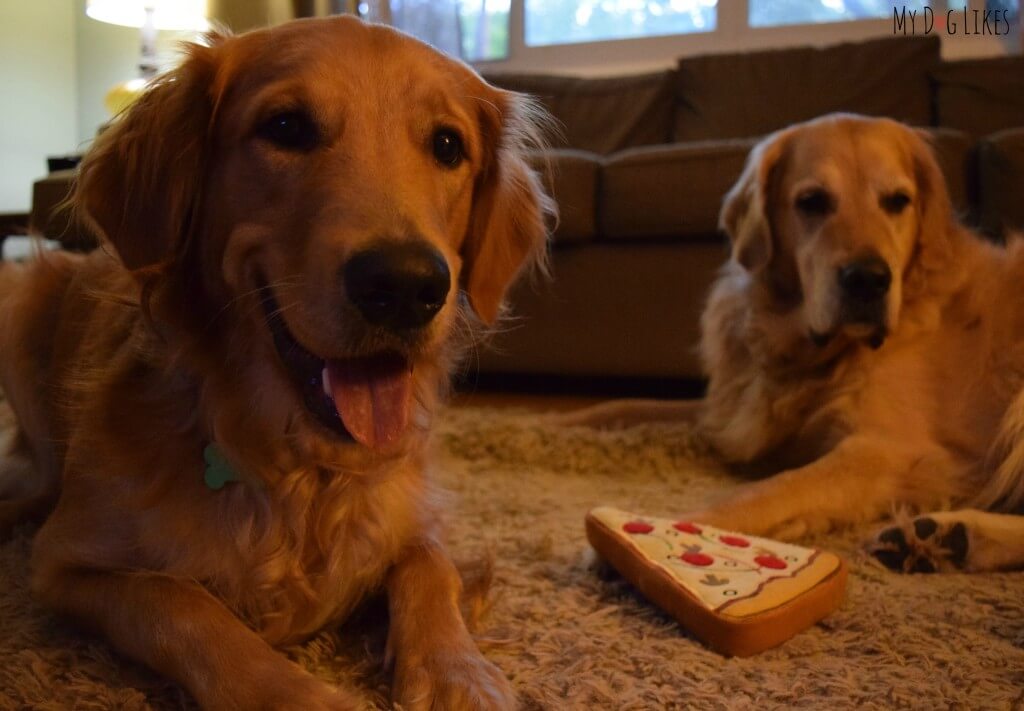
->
[86,0,209,31]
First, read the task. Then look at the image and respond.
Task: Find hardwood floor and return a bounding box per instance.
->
[450,374,704,413]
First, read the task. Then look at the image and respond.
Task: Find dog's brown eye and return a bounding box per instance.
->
[256,110,319,152]
[795,189,834,217]
[432,128,464,168]
[881,191,911,214]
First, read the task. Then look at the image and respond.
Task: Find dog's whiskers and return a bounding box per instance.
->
[206,278,306,331]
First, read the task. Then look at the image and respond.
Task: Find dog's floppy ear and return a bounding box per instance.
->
[719,133,788,273]
[75,40,221,271]
[903,127,957,300]
[461,91,556,325]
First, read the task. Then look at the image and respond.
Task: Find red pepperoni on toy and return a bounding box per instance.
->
[673,522,702,534]
[755,555,787,570]
[623,521,654,534]
[720,535,750,548]
[681,552,714,566]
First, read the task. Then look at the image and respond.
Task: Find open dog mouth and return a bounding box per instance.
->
[259,287,414,449]
[810,321,888,350]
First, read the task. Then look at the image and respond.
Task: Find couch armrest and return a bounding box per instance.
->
[527,148,603,246]
[30,170,96,249]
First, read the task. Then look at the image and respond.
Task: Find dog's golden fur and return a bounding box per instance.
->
[561,115,1024,572]
[0,16,553,710]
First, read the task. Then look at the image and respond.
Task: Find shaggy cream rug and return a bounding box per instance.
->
[1,399,1024,710]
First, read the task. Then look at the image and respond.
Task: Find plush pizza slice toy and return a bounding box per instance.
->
[586,506,847,657]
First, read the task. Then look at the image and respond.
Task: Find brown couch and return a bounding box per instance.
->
[30,36,1024,383]
[476,35,1024,381]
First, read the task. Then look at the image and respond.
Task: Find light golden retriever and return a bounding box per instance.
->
[561,114,1024,574]
[0,16,553,710]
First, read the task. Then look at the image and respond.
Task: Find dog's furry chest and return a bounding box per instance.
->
[701,362,850,465]
[145,461,426,646]
[700,292,854,463]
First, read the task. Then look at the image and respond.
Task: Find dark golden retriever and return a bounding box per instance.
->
[0,16,553,710]
[560,114,1024,574]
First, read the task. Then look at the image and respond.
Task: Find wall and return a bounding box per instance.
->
[0,1,195,214]
[74,9,195,148]
[73,5,139,147]
[0,1,77,213]
[210,0,296,31]
[74,0,296,142]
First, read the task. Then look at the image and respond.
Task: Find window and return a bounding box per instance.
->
[458,0,511,61]
[750,1,927,28]
[987,0,1019,22]
[524,0,717,46]
[444,0,1016,67]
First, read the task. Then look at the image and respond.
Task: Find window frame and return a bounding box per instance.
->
[471,0,1012,73]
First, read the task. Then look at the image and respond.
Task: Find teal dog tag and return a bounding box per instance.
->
[203,443,239,490]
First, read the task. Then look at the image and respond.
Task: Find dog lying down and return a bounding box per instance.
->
[0,16,554,710]
[560,114,1024,575]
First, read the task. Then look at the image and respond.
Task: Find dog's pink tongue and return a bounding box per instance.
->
[327,355,412,449]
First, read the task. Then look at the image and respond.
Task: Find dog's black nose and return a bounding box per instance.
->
[344,242,451,330]
[838,257,891,302]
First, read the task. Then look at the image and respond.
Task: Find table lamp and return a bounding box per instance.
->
[85,0,210,115]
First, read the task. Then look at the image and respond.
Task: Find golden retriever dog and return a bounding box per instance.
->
[0,16,553,710]
[560,114,1024,575]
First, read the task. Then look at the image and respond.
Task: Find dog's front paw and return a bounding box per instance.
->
[867,514,969,573]
[394,645,515,711]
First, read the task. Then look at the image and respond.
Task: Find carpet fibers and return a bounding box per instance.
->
[1,399,1023,710]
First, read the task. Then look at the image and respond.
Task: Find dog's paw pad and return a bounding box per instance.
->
[878,525,908,547]
[939,521,969,567]
[913,516,938,540]
[872,546,910,571]
[870,525,912,570]
[868,516,969,574]
[909,555,936,573]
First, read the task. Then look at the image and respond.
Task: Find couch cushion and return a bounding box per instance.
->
[528,149,601,245]
[485,71,675,154]
[673,35,940,142]
[977,128,1024,238]
[601,140,755,240]
[932,56,1024,138]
